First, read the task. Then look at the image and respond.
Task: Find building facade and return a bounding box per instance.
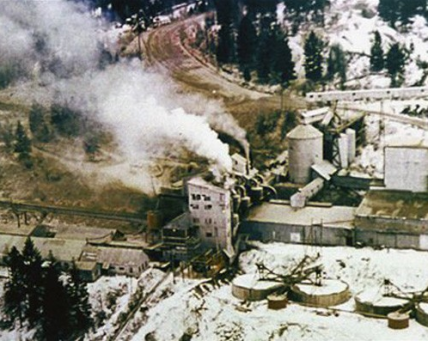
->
[187,177,234,257]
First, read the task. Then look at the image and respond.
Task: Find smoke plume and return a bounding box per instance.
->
[1,0,249,177]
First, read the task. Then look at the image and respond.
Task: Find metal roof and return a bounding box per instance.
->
[356,191,428,220]
[246,203,355,229]
[0,235,86,263]
[311,160,337,181]
[96,246,147,267]
[287,124,323,140]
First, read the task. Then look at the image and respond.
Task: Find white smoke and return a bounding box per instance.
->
[0,0,248,177]
[0,0,101,79]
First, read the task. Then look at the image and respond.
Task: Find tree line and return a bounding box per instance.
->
[378,0,427,27]
[370,31,407,87]
[2,238,92,341]
[0,101,103,169]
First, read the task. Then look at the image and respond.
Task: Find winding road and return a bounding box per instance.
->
[127,14,305,129]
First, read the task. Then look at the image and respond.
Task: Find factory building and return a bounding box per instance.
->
[162,213,201,261]
[355,191,428,250]
[287,124,323,184]
[384,138,428,193]
[187,177,235,258]
[241,202,355,246]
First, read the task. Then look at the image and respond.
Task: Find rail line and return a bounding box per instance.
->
[0,200,146,224]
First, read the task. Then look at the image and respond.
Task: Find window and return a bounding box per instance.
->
[130,267,133,273]
[205,205,212,210]
[204,195,211,201]
[191,204,199,209]
[191,194,201,200]
[193,217,199,223]
[206,232,213,237]
[205,218,212,224]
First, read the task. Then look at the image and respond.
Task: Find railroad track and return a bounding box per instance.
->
[0,200,146,224]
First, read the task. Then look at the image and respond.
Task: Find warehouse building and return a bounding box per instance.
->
[241,201,355,246]
[355,190,428,250]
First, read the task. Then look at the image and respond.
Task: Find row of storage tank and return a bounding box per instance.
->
[231,274,428,330]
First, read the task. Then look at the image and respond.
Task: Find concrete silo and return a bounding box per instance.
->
[287,124,323,184]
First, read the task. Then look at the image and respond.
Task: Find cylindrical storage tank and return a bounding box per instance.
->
[387,312,409,329]
[267,294,288,310]
[232,274,284,301]
[290,279,350,307]
[147,210,162,231]
[416,302,428,327]
[354,288,408,317]
[287,124,323,184]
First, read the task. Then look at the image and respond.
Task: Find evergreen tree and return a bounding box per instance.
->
[256,29,274,83]
[304,31,324,83]
[29,103,52,143]
[370,31,384,72]
[22,237,44,327]
[326,44,347,89]
[50,103,82,137]
[378,0,402,27]
[14,121,31,155]
[3,247,25,325]
[312,0,330,25]
[29,103,44,137]
[271,27,296,87]
[41,255,70,341]
[2,240,93,340]
[67,261,93,335]
[386,43,406,87]
[237,15,257,75]
[216,24,235,64]
[401,0,426,24]
[214,0,239,64]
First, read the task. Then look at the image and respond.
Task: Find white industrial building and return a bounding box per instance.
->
[384,138,428,193]
[187,177,235,258]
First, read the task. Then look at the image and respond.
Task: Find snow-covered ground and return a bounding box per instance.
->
[109,242,428,341]
[336,99,428,178]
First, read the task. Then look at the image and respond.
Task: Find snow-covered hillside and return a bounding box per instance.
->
[287,0,428,88]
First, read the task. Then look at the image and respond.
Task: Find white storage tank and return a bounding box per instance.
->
[287,124,323,184]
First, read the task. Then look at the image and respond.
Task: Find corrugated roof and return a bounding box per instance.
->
[96,247,147,267]
[246,203,355,229]
[287,124,323,140]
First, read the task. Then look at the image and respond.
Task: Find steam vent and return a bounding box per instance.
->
[287,124,323,184]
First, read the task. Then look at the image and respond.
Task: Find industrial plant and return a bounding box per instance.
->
[3,0,428,339]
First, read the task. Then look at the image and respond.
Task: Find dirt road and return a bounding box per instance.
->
[128,15,305,131]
